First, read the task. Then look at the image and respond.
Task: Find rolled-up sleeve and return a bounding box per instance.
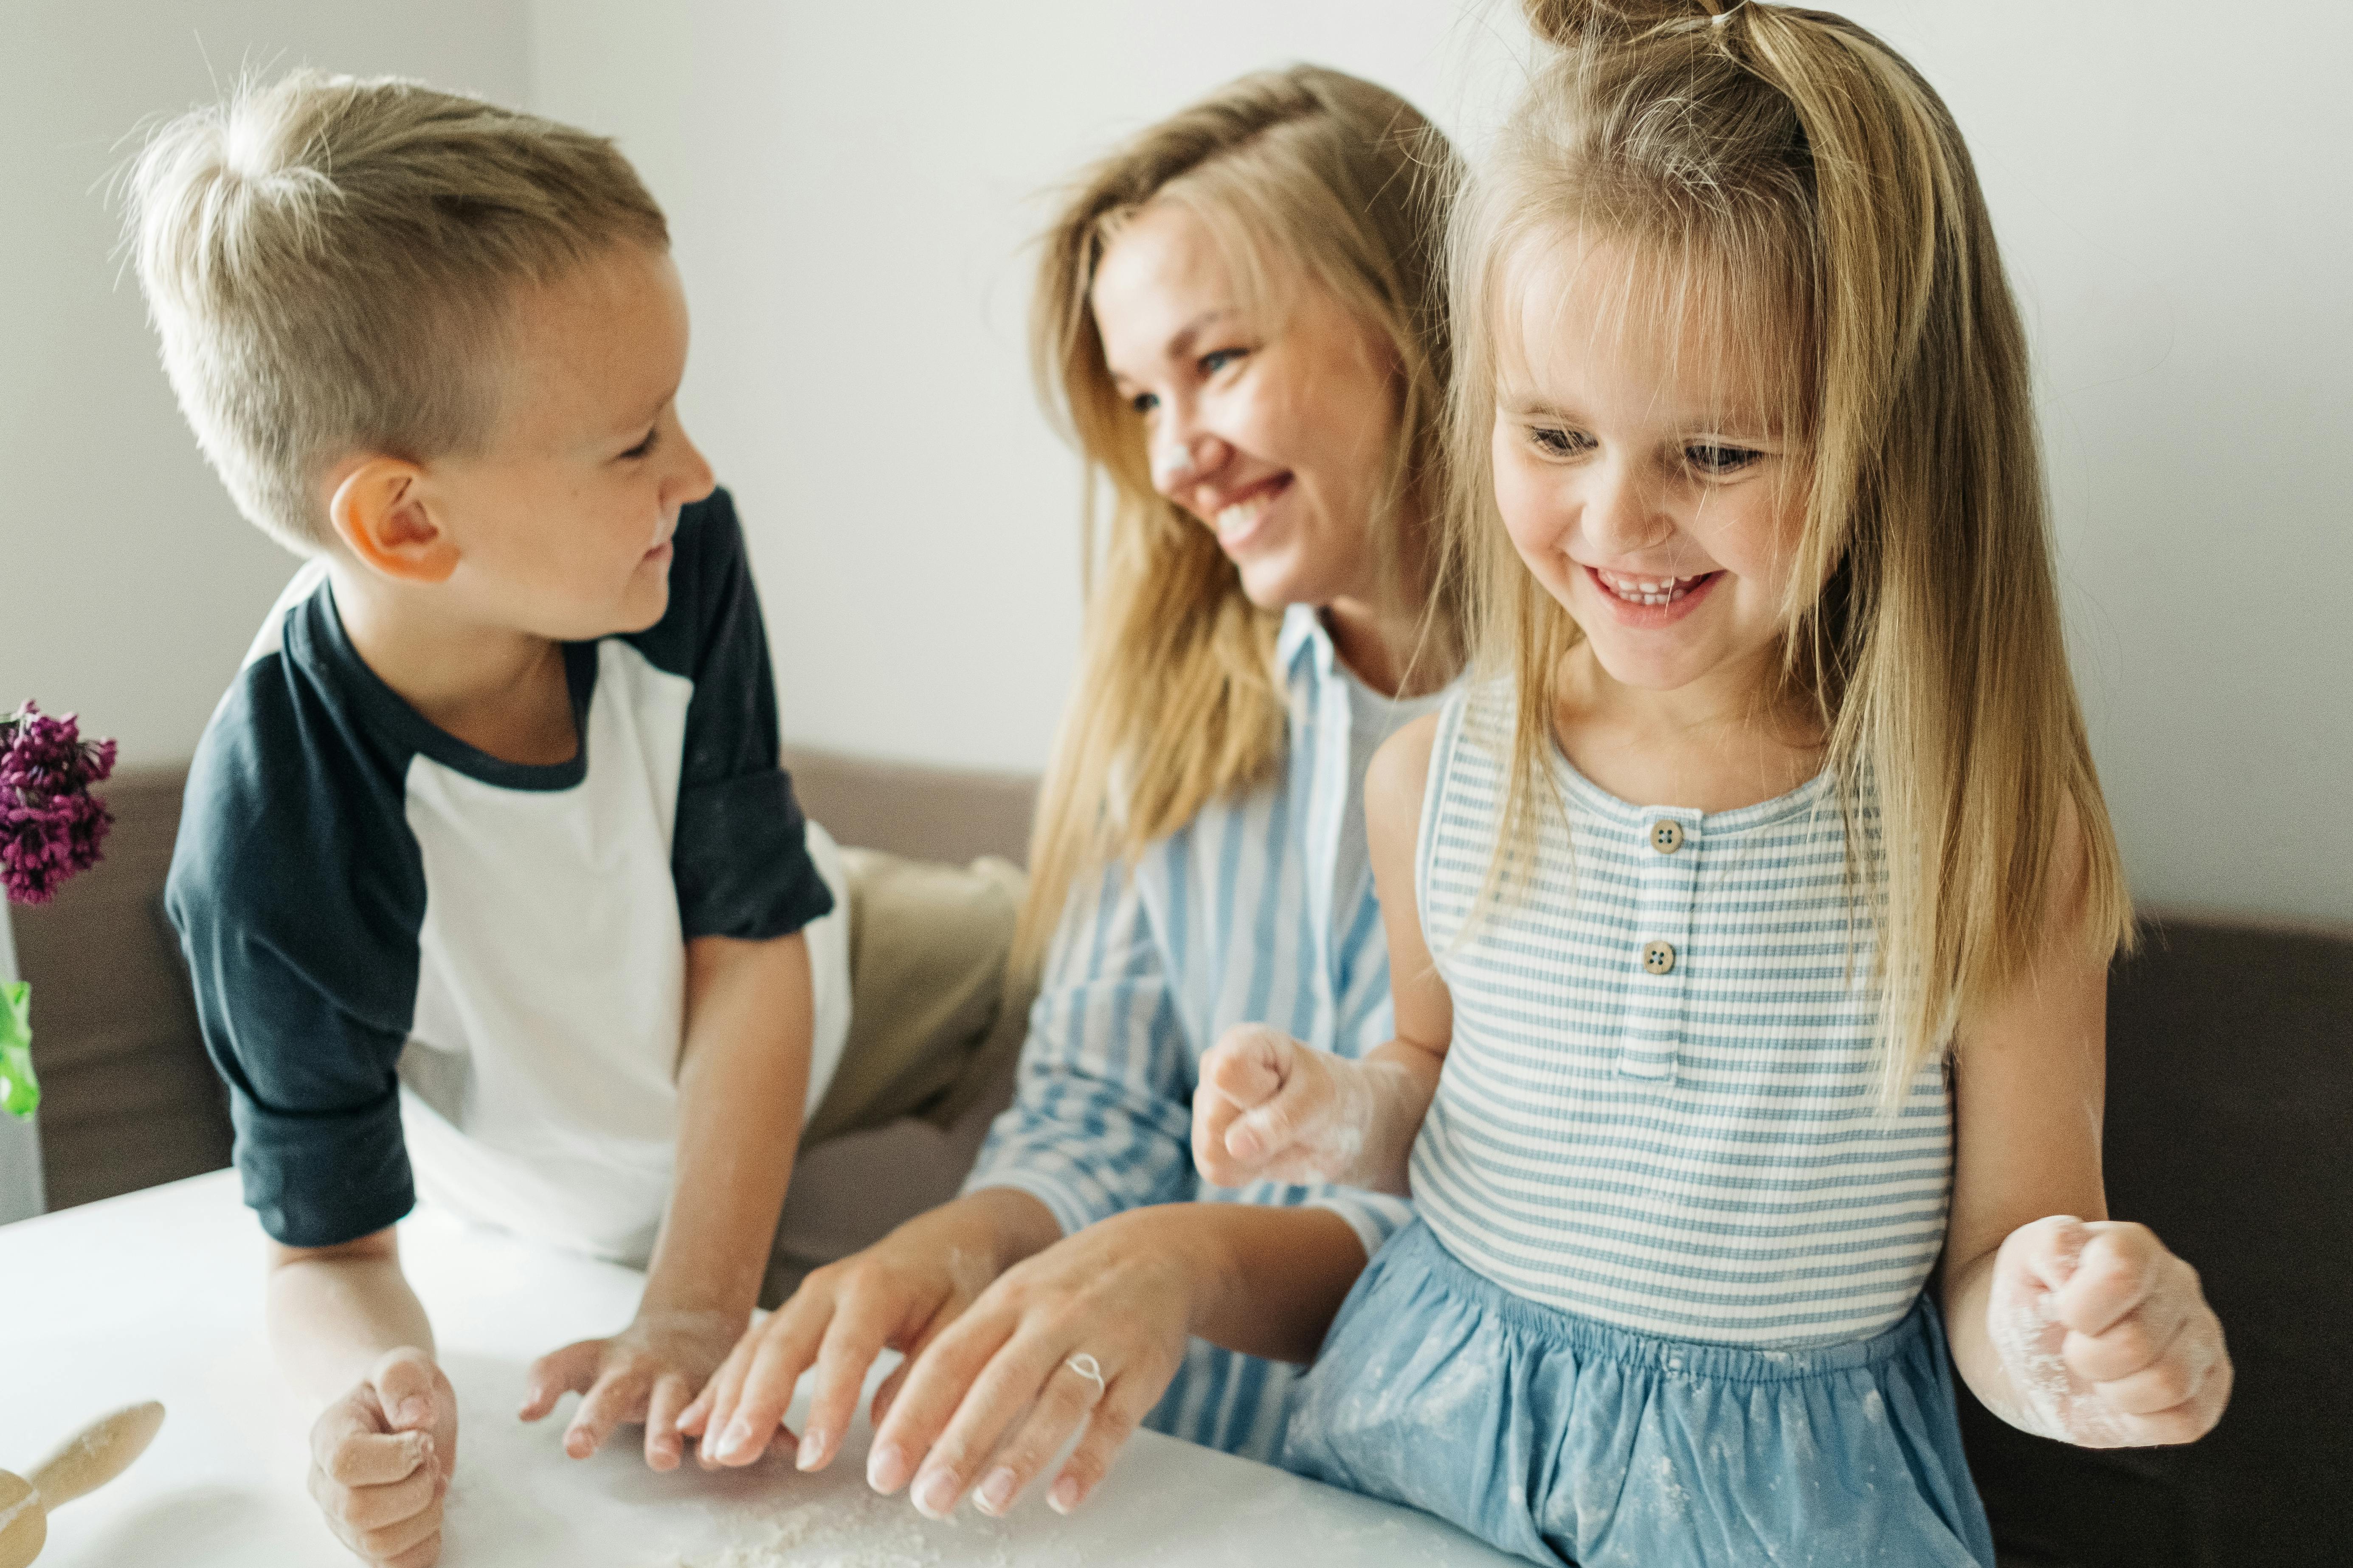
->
[963,865,1196,1235]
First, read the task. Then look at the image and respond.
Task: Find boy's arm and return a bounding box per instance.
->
[521,928,814,1469]
[269,1229,456,1568]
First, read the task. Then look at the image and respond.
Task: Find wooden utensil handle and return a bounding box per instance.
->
[25,1402,165,1511]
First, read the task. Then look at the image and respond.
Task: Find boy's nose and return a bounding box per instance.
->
[670,427,718,506]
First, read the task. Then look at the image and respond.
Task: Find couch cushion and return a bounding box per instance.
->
[1959,910,2353,1568]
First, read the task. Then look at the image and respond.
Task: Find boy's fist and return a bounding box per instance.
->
[1193,1024,1375,1189]
[1987,1215,2231,1448]
[309,1347,456,1568]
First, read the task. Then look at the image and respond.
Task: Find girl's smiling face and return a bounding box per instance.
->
[1091,200,1399,611]
[1491,234,1812,703]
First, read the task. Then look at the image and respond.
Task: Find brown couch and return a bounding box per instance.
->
[8,756,2347,1565]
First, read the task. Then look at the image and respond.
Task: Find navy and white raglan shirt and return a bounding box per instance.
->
[166,490,852,1266]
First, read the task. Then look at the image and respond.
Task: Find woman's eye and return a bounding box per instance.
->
[619,427,659,461]
[1527,426,1595,459]
[1199,347,1247,376]
[1686,442,1760,476]
[1129,391,1159,416]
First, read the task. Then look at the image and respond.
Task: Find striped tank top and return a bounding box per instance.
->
[1406,680,1953,1347]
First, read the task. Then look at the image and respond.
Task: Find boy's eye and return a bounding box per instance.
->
[619,427,660,461]
[1686,441,1760,476]
[1527,426,1596,459]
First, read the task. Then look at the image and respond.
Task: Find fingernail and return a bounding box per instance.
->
[796,1427,829,1471]
[716,1417,754,1462]
[867,1439,910,1493]
[1050,1474,1083,1514]
[397,1397,429,1427]
[1229,1128,1261,1159]
[912,1466,960,1518]
[976,1467,1017,1515]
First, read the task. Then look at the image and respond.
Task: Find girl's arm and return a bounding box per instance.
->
[1193,713,1454,1194]
[1942,812,2230,1446]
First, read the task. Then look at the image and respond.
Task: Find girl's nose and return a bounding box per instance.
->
[1580,460,1672,555]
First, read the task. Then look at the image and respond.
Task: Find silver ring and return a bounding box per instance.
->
[1064,1354,1107,1396]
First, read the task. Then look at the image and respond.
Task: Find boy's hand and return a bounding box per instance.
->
[1987,1215,2231,1447]
[308,1347,456,1568]
[521,1309,744,1471]
[1194,1024,1378,1189]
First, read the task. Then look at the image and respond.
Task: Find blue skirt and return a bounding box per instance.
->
[1281,1221,1996,1567]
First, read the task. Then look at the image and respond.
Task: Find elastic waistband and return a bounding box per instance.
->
[1384,1220,1938,1385]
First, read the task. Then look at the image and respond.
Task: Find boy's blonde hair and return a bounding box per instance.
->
[1019,65,1464,968]
[1453,0,2134,1101]
[126,70,668,554]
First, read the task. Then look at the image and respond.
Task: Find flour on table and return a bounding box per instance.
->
[657,1485,1023,1568]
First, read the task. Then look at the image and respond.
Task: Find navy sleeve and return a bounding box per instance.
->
[635,488,834,941]
[165,655,423,1248]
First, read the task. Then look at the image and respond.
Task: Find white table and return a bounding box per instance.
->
[0,1173,1517,1566]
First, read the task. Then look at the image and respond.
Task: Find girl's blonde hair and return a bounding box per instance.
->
[1454,0,2133,1099]
[1019,65,1464,966]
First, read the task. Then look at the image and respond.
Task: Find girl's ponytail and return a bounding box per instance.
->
[1521,0,1752,47]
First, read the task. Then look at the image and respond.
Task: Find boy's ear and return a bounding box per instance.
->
[327,459,459,584]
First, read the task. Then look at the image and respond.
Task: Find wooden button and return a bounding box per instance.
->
[1650,819,1685,854]
[1642,940,1677,975]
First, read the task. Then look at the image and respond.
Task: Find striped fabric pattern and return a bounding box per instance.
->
[965,604,1434,1461]
[1408,680,1953,1347]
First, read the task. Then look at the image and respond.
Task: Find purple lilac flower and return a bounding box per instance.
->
[1,701,117,905]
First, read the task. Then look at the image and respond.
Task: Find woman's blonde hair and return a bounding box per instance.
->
[1452,0,2134,1100]
[1019,65,1464,966]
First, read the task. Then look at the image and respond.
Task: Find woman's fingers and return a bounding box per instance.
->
[971,1354,1109,1517]
[794,1299,898,1472]
[904,1321,1078,1518]
[867,1306,1016,1498]
[705,1305,825,1468]
[1047,1367,1160,1515]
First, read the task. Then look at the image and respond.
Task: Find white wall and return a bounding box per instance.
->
[0,0,531,769]
[533,0,2353,925]
[4,3,2346,925]
[526,0,1530,780]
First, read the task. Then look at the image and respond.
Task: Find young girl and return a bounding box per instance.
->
[1192,3,2231,1562]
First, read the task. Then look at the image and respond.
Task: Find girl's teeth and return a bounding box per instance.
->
[1598,570,1704,605]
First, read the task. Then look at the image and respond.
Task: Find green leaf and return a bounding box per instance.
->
[0,981,37,1120]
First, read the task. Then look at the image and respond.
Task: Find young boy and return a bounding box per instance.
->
[134,72,1025,1568]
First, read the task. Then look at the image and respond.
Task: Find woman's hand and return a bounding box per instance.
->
[862,1205,1218,1520]
[1984,1215,2231,1447]
[521,1307,744,1470]
[677,1189,1059,1475]
[1193,1025,1429,1194]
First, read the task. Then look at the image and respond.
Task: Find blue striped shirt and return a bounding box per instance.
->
[965,605,1442,1460]
[1410,679,1953,1347]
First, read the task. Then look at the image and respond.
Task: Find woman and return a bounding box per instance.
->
[681,63,1463,1517]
